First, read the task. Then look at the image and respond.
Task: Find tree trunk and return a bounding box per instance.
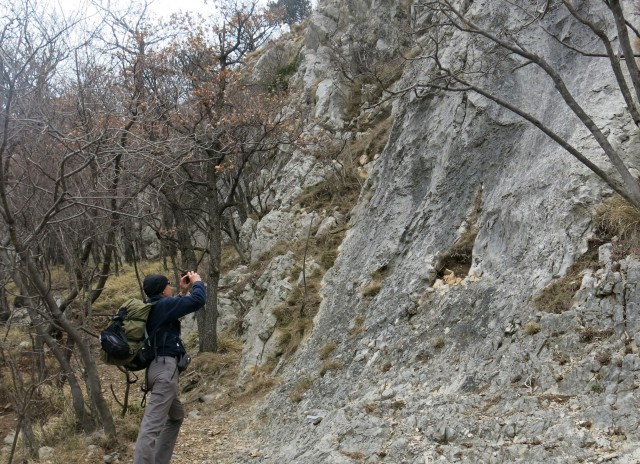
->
[6,263,91,430]
[22,255,116,436]
[199,164,220,353]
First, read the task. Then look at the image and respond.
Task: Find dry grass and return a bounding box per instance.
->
[361,266,389,298]
[92,261,167,315]
[114,406,145,442]
[553,351,570,365]
[319,360,344,377]
[341,450,366,461]
[363,402,378,413]
[534,240,602,313]
[523,321,541,335]
[432,337,445,349]
[289,377,314,403]
[297,177,360,216]
[216,331,244,354]
[350,314,366,337]
[436,187,483,280]
[362,281,382,297]
[595,195,640,257]
[243,371,281,396]
[190,351,235,378]
[220,243,244,274]
[367,116,393,149]
[319,341,337,360]
[579,328,613,343]
[390,399,406,410]
[270,257,328,359]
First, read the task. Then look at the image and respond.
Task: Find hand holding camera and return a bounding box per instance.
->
[179,271,201,295]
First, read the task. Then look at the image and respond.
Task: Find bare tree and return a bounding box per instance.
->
[0,0,118,436]
[404,0,640,207]
[132,1,298,353]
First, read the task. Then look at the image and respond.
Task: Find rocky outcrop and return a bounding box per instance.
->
[225,0,640,462]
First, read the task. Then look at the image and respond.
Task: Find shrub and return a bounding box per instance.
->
[523,321,541,335]
[595,195,640,257]
[579,328,613,343]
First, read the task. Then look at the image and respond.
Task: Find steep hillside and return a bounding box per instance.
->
[222,0,640,463]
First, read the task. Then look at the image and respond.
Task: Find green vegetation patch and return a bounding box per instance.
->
[268,51,302,93]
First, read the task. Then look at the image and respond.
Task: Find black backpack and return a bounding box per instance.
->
[99,299,158,371]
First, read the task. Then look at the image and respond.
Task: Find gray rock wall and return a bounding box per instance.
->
[231,0,640,462]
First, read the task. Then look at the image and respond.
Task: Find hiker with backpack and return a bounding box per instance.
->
[133,271,206,464]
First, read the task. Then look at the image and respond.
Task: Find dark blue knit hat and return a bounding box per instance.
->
[143,274,170,298]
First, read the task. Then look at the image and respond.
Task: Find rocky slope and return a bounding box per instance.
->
[204,0,640,462]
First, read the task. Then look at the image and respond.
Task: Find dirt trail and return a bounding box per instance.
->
[171,405,260,464]
[105,355,267,464]
[166,372,269,464]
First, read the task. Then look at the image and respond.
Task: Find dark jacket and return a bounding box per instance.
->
[145,281,206,358]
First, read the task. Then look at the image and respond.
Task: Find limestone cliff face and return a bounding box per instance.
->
[231,0,640,462]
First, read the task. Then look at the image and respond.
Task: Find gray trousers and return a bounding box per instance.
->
[133,356,184,464]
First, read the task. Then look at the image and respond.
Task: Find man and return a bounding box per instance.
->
[133,271,206,464]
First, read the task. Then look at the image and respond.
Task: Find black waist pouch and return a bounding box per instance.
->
[177,353,191,372]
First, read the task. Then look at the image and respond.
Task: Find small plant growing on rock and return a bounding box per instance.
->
[319,360,344,377]
[553,351,570,365]
[361,266,389,298]
[363,402,378,413]
[595,195,640,257]
[523,321,541,335]
[320,249,338,269]
[285,287,302,306]
[390,399,406,410]
[290,377,314,403]
[595,351,611,365]
[533,239,604,314]
[362,281,382,297]
[579,328,613,343]
[350,314,366,337]
[319,341,337,360]
[341,451,365,460]
[379,361,392,372]
[591,383,603,394]
[432,337,445,349]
